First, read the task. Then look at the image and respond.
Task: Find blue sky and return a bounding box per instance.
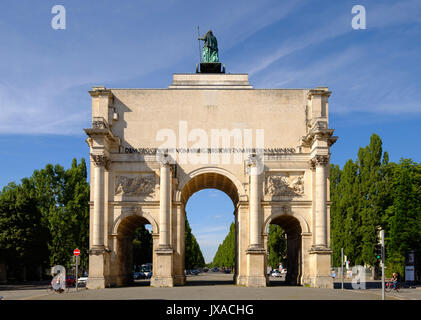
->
[1,1,420,262]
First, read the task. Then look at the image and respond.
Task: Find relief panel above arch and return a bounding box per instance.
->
[113,172,159,201]
[263,171,310,201]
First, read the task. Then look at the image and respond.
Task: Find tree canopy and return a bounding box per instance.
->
[185,218,205,269]
[0,159,90,280]
[330,134,421,277]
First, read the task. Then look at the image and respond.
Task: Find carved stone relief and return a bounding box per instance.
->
[264,173,304,199]
[114,174,157,198]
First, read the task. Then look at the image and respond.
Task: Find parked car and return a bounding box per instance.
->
[224,269,231,274]
[203,268,209,273]
[77,276,88,285]
[271,269,282,277]
[281,268,287,274]
[133,272,144,280]
[212,267,219,272]
[66,275,76,286]
[140,263,152,279]
[191,269,200,275]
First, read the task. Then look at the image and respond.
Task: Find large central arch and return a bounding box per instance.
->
[177,167,246,204]
[176,168,243,284]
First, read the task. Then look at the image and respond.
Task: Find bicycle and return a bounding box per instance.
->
[46,282,69,294]
[385,280,400,293]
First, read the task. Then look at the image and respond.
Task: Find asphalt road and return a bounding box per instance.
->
[0,273,420,300]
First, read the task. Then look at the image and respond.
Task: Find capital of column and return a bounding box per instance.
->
[90,153,111,170]
[157,152,174,168]
[245,154,264,176]
[89,246,111,255]
[309,155,329,170]
[246,153,260,166]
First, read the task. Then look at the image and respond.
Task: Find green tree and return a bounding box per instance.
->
[356,134,389,267]
[382,159,421,276]
[330,134,392,269]
[267,224,286,269]
[185,218,205,269]
[30,159,89,269]
[132,225,153,268]
[0,180,48,280]
[62,158,90,269]
[212,222,235,269]
[0,158,90,279]
[341,160,362,266]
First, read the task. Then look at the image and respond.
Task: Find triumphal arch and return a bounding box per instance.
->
[84,53,337,289]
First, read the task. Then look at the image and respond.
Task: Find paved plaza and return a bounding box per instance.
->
[1,273,420,301]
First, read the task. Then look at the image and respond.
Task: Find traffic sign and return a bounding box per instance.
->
[73,248,80,256]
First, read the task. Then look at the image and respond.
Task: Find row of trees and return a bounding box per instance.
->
[210,134,420,279]
[185,219,206,269]
[132,218,206,270]
[211,223,235,269]
[330,134,421,277]
[210,223,287,270]
[0,159,90,281]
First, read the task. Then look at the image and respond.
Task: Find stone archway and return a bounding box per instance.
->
[263,212,306,286]
[84,73,337,289]
[112,210,158,287]
[177,169,242,284]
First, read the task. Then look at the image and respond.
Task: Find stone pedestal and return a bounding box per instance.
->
[307,248,333,288]
[150,248,174,287]
[199,62,224,73]
[244,248,267,287]
[87,246,109,289]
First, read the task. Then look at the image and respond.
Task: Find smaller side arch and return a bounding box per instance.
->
[112,207,159,235]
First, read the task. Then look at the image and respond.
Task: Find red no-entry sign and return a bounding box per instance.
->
[73,249,80,256]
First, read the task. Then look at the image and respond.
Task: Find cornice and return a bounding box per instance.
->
[89,87,113,98]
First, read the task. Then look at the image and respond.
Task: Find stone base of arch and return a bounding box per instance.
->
[87,246,111,289]
[150,248,174,287]
[303,248,333,289]
[244,248,267,287]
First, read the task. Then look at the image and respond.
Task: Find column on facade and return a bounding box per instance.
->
[248,157,261,249]
[92,154,106,249]
[159,159,171,248]
[313,155,329,248]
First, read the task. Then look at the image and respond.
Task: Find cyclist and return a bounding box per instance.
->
[391,272,398,290]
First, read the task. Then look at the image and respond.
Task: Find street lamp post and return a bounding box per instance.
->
[381,230,385,300]
[341,248,344,290]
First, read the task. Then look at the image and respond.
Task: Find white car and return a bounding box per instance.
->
[77,276,88,284]
[271,270,282,277]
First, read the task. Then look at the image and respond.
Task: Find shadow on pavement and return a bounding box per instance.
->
[129,280,151,287]
[185,279,235,286]
[0,281,50,291]
[334,281,385,289]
